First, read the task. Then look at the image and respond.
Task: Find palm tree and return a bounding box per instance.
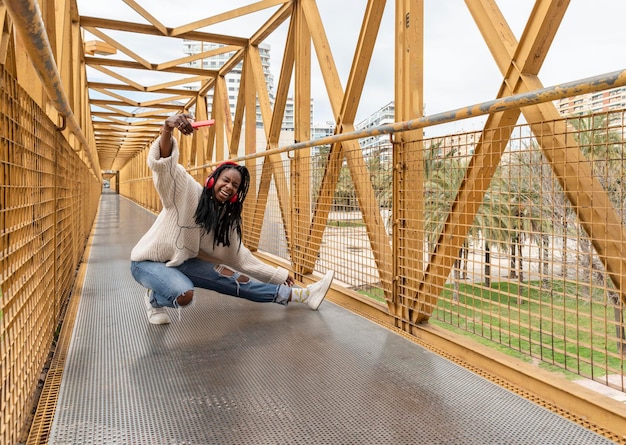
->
[423,144,469,300]
[473,175,514,287]
[499,145,558,303]
[568,112,626,351]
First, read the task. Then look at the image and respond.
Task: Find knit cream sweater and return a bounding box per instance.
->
[130,136,289,285]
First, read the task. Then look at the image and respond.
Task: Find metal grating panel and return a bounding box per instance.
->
[47,193,617,444]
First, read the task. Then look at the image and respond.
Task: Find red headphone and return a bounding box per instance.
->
[205,161,239,203]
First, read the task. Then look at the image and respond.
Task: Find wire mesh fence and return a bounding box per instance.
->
[240,111,626,394]
[0,66,101,445]
[118,110,626,396]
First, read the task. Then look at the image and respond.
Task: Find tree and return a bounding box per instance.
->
[568,112,626,351]
[423,144,469,300]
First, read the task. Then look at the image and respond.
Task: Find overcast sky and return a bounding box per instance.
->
[76,1,626,135]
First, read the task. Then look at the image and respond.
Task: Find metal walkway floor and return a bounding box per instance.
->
[47,192,617,444]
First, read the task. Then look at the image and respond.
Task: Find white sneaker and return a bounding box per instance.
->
[144,289,170,325]
[292,270,334,310]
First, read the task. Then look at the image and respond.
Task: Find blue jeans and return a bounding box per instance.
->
[130,259,290,308]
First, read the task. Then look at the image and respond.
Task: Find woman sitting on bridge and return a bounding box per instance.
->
[130,114,334,325]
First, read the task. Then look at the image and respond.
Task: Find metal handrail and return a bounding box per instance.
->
[189,68,626,170]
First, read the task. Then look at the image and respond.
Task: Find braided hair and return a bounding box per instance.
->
[194,162,250,248]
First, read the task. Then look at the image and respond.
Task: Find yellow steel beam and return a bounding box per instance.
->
[298,0,393,285]
[121,0,168,36]
[85,57,217,77]
[241,47,288,251]
[155,45,239,71]
[292,2,312,277]
[411,0,571,322]
[230,62,247,158]
[4,0,100,176]
[340,0,387,125]
[393,0,425,327]
[79,16,249,46]
[474,0,626,302]
[87,82,197,95]
[301,0,343,119]
[171,0,290,37]
[268,20,296,144]
[250,2,294,45]
[83,26,151,69]
[0,6,11,66]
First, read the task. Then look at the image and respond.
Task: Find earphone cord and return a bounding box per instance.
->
[168,159,205,253]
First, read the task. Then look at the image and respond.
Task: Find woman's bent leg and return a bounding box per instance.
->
[130,261,194,308]
[176,258,286,304]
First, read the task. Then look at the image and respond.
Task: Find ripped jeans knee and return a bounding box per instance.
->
[131,260,194,308]
[175,258,283,304]
[176,289,194,307]
[214,264,248,297]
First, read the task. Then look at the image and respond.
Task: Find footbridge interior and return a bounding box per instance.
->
[2,1,626,444]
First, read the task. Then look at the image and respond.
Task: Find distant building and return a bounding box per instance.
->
[427,131,480,158]
[309,121,336,157]
[355,101,394,162]
[182,41,302,131]
[311,121,336,140]
[556,86,626,116]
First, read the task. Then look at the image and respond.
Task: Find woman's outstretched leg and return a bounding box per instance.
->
[177,259,282,303]
[177,258,334,310]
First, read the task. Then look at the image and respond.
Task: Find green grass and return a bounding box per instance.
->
[358,286,386,303]
[359,280,625,379]
[327,219,365,228]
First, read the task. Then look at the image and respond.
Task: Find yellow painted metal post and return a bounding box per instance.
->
[394,0,425,329]
[293,4,312,279]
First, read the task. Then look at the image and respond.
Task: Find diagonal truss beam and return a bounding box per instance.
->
[171,0,291,37]
[79,16,249,46]
[298,0,393,288]
[413,0,626,323]
[240,2,296,254]
[413,0,569,321]
[246,42,293,252]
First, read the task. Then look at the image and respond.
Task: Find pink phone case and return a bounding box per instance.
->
[191,119,215,128]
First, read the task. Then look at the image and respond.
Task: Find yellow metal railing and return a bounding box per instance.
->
[0,66,101,445]
[2,0,626,440]
[120,107,626,392]
[117,100,626,442]
[3,0,100,178]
